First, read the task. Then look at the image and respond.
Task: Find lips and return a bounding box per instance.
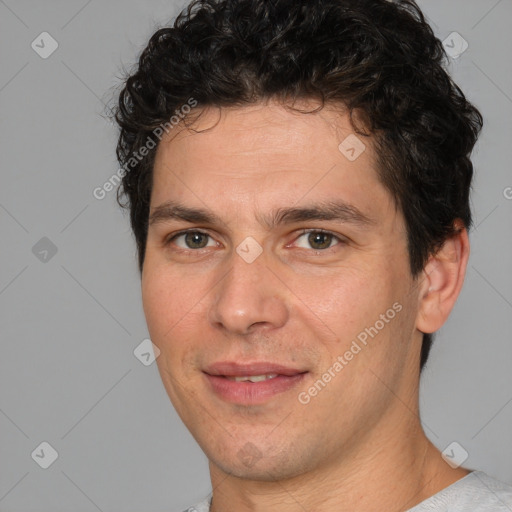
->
[225,374,278,382]
[204,361,305,377]
[203,361,307,404]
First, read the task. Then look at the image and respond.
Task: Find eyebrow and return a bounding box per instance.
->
[148,200,375,229]
[149,202,224,226]
[265,201,375,229]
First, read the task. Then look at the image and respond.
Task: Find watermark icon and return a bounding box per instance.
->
[298,301,403,404]
[134,338,161,366]
[503,186,512,200]
[31,441,59,469]
[338,134,366,161]
[93,97,197,200]
[442,441,469,469]
[237,442,263,468]
[32,237,58,263]
[31,32,59,59]
[236,236,263,263]
[442,32,468,59]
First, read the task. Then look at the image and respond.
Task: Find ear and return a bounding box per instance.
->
[416,220,470,334]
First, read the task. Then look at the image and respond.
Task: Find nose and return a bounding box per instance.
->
[208,249,289,336]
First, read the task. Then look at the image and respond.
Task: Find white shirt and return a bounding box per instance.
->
[181,471,512,511]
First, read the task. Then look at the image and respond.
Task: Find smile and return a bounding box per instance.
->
[225,374,278,382]
[203,362,307,404]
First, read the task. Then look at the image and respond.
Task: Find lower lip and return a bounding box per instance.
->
[204,373,306,405]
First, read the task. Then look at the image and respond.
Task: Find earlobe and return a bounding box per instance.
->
[416,222,470,334]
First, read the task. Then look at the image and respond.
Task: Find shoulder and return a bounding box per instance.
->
[408,471,512,511]
[179,498,211,512]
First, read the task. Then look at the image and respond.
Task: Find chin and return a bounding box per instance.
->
[213,459,296,482]
[207,441,313,482]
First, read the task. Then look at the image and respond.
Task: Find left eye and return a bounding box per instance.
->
[294,231,342,250]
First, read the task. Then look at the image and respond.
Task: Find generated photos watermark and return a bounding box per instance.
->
[93,97,197,200]
[298,301,403,404]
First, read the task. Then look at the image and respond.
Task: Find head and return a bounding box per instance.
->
[114,0,482,481]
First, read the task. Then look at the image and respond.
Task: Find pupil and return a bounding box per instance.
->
[185,232,208,248]
[308,232,332,250]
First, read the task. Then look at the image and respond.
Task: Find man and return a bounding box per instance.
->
[113,0,512,510]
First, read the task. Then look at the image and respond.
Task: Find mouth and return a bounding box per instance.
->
[203,362,308,404]
[224,374,279,382]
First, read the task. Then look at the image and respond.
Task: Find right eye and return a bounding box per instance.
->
[167,230,217,250]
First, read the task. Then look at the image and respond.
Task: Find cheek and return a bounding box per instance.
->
[141,262,205,351]
[142,266,209,401]
[287,265,388,343]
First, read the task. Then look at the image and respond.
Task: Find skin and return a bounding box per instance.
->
[142,99,470,511]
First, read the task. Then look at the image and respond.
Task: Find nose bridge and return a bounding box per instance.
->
[208,248,289,334]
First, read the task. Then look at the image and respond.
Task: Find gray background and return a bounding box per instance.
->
[0,0,511,511]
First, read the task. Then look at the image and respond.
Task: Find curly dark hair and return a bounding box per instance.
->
[114,0,483,370]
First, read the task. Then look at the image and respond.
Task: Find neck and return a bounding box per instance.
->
[208,401,468,512]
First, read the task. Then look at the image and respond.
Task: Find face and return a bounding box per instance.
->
[142,100,424,481]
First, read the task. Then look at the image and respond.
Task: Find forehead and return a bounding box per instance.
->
[155,100,363,173]
[150,100,397,225]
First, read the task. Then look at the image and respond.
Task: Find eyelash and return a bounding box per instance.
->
[294,229,344,250]
[164,229,345,252]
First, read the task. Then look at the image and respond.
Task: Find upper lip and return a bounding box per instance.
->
[204,361,306,377]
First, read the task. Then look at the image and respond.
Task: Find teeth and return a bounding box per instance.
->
[227,374,279,382]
